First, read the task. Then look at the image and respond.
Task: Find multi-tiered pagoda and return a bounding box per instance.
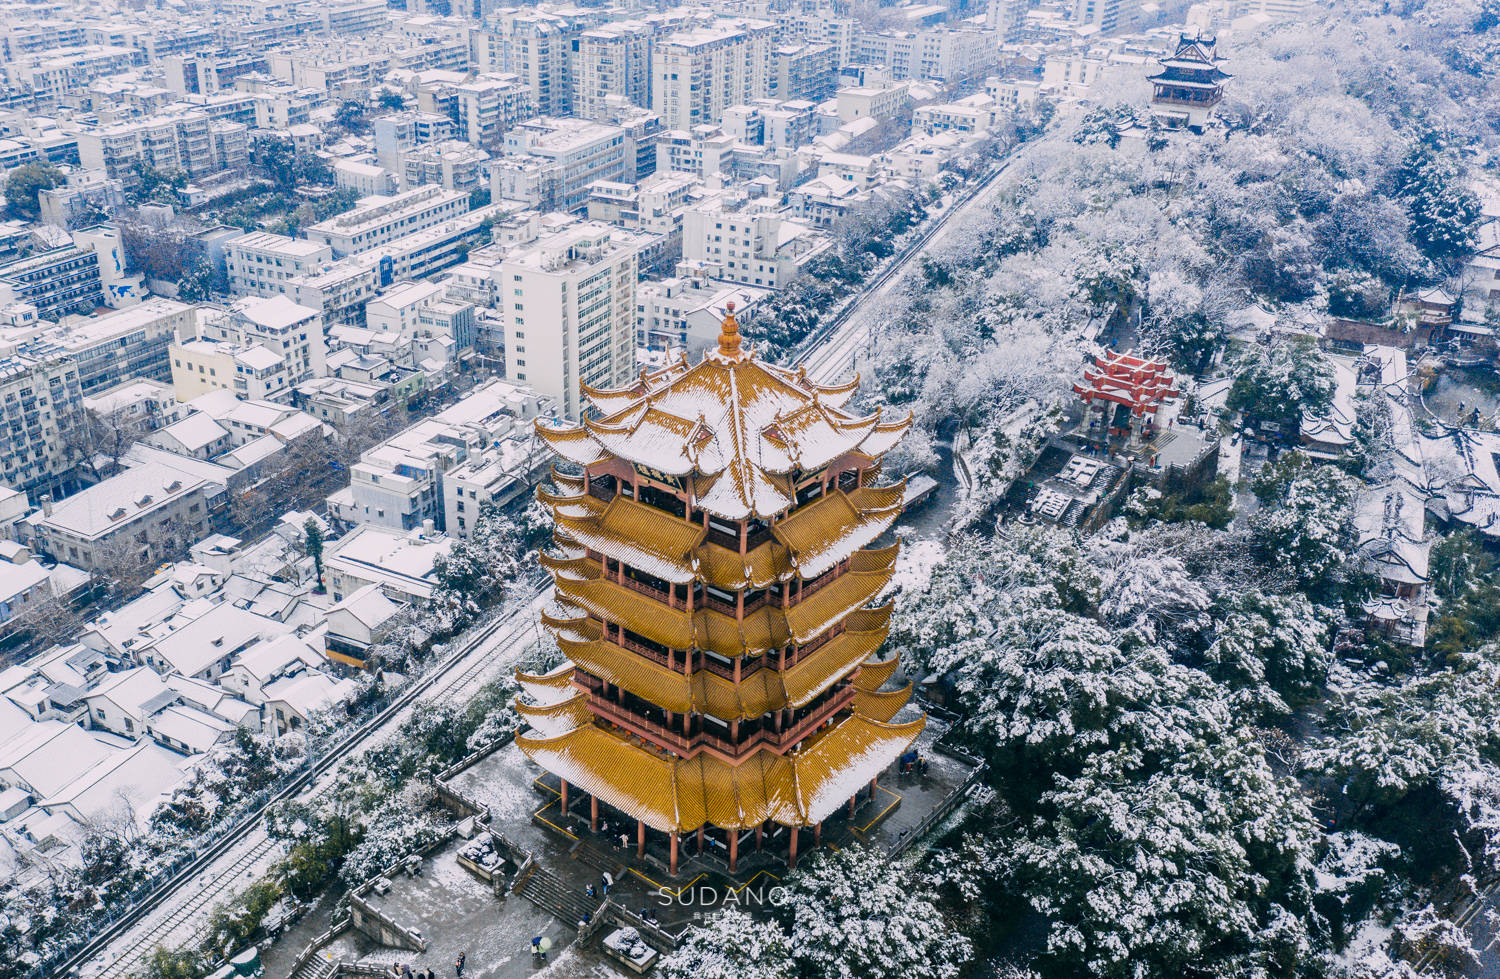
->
[515,306,922,875]
[1148,33,1230,133]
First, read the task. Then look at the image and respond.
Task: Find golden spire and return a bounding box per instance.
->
[718,302,745,360]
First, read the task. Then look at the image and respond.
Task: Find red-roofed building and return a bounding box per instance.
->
[1073,350,1180,448]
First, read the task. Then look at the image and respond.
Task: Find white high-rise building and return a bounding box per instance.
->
[652,27,758,131]
[573,21,655,122]
[498,222,642,420]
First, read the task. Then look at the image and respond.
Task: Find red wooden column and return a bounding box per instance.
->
[669,831,680,875]
[729,829,739,872]
[637,819,646,858]
[696,826,705,854]
[560,779,569,813]
[590,795,599,832]
[754,824,764,850]
[813,821,822,847]
[788,826,799,868]
[849,795,857,817]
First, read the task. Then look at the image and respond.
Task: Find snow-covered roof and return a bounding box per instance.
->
[229,634,322,684]
[33,463,206,541]
[157,413,230,453]
[327,583,401,632]
[149,704,234,754]
[536,309,910,521]
[39,740,195,825]
[83,668,170,720]
[262,671,358,720]
[0,722,116,797]
[144,603,287,677]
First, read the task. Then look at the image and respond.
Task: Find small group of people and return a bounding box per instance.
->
[396,953,463,979]
[584,871,613,902]
[898,751,929,776]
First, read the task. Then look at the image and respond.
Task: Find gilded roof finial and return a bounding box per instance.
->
[718,302,744,360]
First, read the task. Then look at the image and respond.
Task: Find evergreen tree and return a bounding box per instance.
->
[3,162,62,221]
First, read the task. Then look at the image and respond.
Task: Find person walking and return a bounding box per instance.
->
[601,871,613,895]
[454,952,465,978]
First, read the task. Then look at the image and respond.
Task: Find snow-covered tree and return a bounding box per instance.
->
[1249,457,1359,595]
[1393,141,1481,262]
[781,846,971,979]
[1226,337,1336,437]
[1001,727,1324,979]
[431,499,526,612]
[1203,591,1332,719]
[656,908,795,979]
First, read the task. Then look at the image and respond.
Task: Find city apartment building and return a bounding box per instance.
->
[492,117,627,214]
[373,111,456,173]
[77,110,249,184]
[499,222,641,420]
[771,42,837,104]
[14,297,195,395]
[173,295,323,402]
[0,244,104,320]
[364,279,476,353]
[636,274,769,355]
[452,74,534,151]
[399,140,490,195]
[303,185,469,258]
[0,352,85,500]
[28,462,210,572]
[224,232,334,298]
[164,50,270,96]
[837,82,914,125]
[774,7,859,65]
[326,376,548,533]
[37,170,125,230]
[652,27,760,132]
[683,198,831,290]
[479,7,608,117]
[856,27,998,85]
[654,127,736,180]
[573,21,654,122]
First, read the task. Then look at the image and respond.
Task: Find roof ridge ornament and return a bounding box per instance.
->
[718,301,746,361]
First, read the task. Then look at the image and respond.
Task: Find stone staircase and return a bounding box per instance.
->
[289,958,337,979]
[518,866,598,927]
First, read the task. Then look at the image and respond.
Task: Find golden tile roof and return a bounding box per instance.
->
[771,484,906,580]
[549,466,585,495]
[515,692,595,737]
[552,494,707,585]
[853,682,912,722]
[516,712,925,831]
[854,652,900,692]
[556,623,892,719]
[540,482,905,591]
[783,543,898,644]
[549,543,897,656]
[533,312,912,522]
[517,664,577,706]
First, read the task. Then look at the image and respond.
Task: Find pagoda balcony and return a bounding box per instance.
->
[613,630,766,683]
[582,676,857,761]
[1151,90,1223,108]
